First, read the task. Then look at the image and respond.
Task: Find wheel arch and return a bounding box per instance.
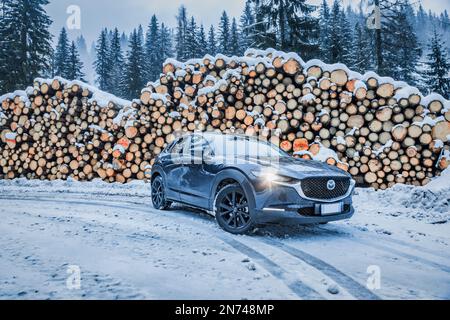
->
[209,168,256,212]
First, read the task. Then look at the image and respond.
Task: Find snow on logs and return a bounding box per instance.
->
[1,49,450,189]
[0,78,151,183]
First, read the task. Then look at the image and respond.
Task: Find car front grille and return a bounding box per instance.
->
[300,177,351,201]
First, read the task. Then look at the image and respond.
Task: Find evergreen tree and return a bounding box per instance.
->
[121,29,146,100]
[109,28,124,96]
[159,23,173,66]
[54,28,70,77]
[352,22,373,74]
[381,1,421,83]
[94,29,111,91]
[176,5,188,61]
[0,0,53,92]
[145,15,160,81]
[66,41,85,81]
[197,24,208,57]
[208,25,217,56]
[339,8,353,66]
[424,29,450,98]
[219,11,231,55]
[319,0,330,61]
[240,0,255,51]
[185,16,199,59]
[76,35,88,54]
[230,18,240,56]
[120,32,128,51]
[258,0,319,58]
[327,0,344,63]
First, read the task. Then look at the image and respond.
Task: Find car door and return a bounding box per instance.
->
[161,137,189,202]
[179,135,217,209]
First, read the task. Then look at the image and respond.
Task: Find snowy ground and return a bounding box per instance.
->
[0,174,449,300]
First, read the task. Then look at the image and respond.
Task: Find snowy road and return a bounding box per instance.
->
[0,179,449,300]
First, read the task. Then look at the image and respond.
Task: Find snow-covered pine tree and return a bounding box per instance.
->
[219,11,231,55]
[230,18,241,56]
[54,28,70,78]
[185,16,199,59]
[381,1,421,84]
[76,35,88,57]
[318,0,330,62]
[94,29,111,91]
[441,10,450,31]
[327,0,344,63]
[137,25,145,45]
[109,28,124,96]
[120,32,128,51]
[240,0,255,52]
[339,7,353,67]
[258,0,319,58]
[424,29,450,98]
[251,0,272,49]
[197,24,208,58]
[121,29,146,100]
[208,25,217,56]
[145,15,160,81]
[352,22,374,74]
[176,5,188,61]
[158,23,173,67]
[0,0,53,92]
[66,41,85,81]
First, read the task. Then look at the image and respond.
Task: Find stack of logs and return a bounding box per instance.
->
[0,79,153,183]
[139,50,450,189]
[1,49,450,189]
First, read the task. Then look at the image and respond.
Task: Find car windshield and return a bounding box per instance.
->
[207,135,287,159]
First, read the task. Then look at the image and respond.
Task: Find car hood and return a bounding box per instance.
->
[219,156,351,180]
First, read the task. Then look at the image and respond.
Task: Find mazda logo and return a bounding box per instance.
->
[327,180,336,191]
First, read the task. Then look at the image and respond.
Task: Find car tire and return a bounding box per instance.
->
[151,176,172,210]
[214,184,254,235]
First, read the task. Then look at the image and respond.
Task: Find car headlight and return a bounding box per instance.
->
[251,170,296,184]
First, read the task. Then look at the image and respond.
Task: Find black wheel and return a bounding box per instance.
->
[215,185,254,235]
[151,176,171,210]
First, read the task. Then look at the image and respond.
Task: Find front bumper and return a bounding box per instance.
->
[250,182,355,225]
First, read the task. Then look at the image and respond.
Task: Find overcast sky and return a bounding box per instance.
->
[46,0,450,46]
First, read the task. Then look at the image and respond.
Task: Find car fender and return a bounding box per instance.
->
[209,168,256,214]
[151,166,168,187]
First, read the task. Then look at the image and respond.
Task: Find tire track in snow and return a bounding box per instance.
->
[4,195,449,298]
[313,226,450,273]
[316,226,450,263]
[259,238,381,300]
[216,236,324,300]
[0,196,323,299]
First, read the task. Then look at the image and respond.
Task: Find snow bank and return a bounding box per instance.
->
[354,169,450,224]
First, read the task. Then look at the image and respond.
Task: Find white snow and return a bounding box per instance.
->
[4,132,17,140]
[0,176,448,300]
[373,140,394,157]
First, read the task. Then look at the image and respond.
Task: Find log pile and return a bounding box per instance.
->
[1,49,450,189]
[139,49,450,189]
[0,78,153,183]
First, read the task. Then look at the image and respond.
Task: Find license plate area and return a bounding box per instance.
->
[320,203,343,216]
